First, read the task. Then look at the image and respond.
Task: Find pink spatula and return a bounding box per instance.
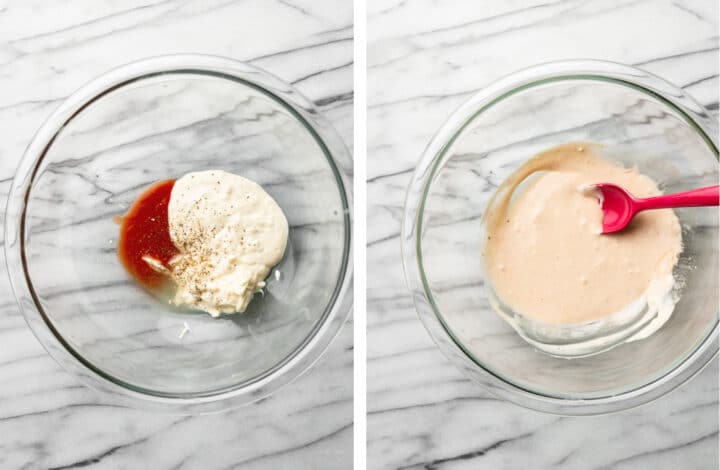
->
[594,184,719,234]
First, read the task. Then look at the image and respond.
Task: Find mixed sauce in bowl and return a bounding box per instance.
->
[482,143,683,352]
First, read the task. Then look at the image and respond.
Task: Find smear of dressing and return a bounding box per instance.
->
[482,143,682,327]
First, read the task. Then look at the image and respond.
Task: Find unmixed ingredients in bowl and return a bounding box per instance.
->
[482,143,682,350]
[118,170,288,316]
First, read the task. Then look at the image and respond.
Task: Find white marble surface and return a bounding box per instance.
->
[0,1,352,469]
[368,1,718,469]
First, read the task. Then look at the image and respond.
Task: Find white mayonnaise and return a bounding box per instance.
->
[167,170,288,316]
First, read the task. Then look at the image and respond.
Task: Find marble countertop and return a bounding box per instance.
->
[0,1,352,469]
[367,1,718,469]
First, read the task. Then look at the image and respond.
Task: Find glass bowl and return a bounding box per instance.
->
[402,60,718,415]
[5,55,353,413]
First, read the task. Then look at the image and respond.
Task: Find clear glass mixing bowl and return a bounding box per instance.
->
[402,60,718,415]
[5,55,353,412]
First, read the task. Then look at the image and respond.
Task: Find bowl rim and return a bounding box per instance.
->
[401,59,719,416]
[4,54,354,413]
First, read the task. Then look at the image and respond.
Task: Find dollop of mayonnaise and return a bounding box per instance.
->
[167,170,288,316]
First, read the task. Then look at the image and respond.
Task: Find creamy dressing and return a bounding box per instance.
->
[166,170,288,316]
[482,143,682,327]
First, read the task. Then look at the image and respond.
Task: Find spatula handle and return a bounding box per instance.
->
[637,185,719,210]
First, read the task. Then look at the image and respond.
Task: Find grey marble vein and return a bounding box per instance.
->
[0,0,353,469]
[368,0,719,469]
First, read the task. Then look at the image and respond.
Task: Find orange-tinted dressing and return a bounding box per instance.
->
[118,179,179,289]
